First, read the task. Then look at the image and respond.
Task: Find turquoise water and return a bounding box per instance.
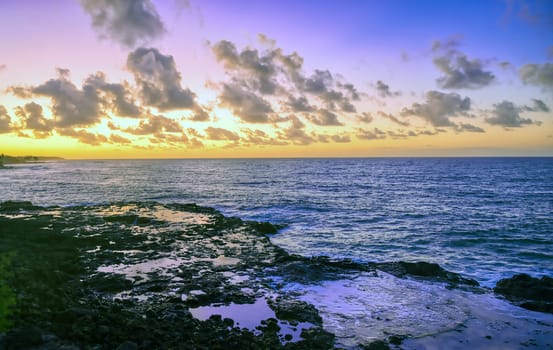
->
[2,157,552,286]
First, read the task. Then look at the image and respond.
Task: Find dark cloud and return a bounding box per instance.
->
[127,47,197,111]
[14,102,54,137]
[58,128,108,145]
[211,38,361,116]
[125,115,182,135]
[80,0,165,47]
[29,69,102,128]
[0,105,12,133]
[285,95,314,112]
[377,111,409,126]
[278,115,315,145]
[356,112,373,124]
[330,134,351,143]
[219,83,273,123]
[241,129,288,146]
[519,63,553,89]
[375,81,401,98]
[401,90,471,127]
[5,86,33,99]
[109,134,132,144]
[356,128,387,140]
[307,110,343,126]
[205,126,240,141]
[524,98,550,112]
[456,123,485,133]
[85,72,142,117]
[187,106,211,121]
[213,40,278,95]
[432,39,495,89]
[485,100,537,128]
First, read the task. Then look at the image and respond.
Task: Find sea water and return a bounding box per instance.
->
[2,157,551,287]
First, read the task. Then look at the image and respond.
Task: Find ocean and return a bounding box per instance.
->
[3,157,552,286]
[2,157,553,348]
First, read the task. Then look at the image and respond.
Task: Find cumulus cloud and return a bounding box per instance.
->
[14,102,54,137]
[127,47,197,111]
[356,128,386,140]
[27,69,102,128]
[456,123,485,133]
[241,128,287,146]
[58,128,108,145]
[109,133,132,144]
[125,115,182,135]
[278,115,315,145]
[519,63,553,89]
[205,126,240,141]
[285,95,314,112]
[187,106,211,121]
[85,72,142,117]
[377,111,409,126]
[306,109,343,126]
[485,100,538,128]
[330,134,351,143]
[432,39,495,89]
[213,40,279,95]
[211,38,361,118]
[401,90,471,127]
[356,112,373,124]
[80,0,165,47]
[0,105,12,133]
[375,81,401,98]
[219,83,274,123]
[523,98,550,112]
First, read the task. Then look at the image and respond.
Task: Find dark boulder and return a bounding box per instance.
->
[494,274,553,313]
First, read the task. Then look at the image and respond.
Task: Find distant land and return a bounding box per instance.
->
[0,155,63,167]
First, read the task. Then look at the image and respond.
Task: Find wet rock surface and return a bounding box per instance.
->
[494,274,553,313]
[0,201,551,349]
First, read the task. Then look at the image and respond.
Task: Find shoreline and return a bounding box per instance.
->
[1,201,551,349]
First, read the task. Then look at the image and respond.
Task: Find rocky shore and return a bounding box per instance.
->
[0,201,551,349]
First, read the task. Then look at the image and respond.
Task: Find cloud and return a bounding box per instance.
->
[306,109,343,126]
[58,128,108,145]
[456,123,485,133]
[0,64,5,72]
[401,90,471,127]
[205,126,240,141]
[330,134,351,143]
[356,128,387,140]
[125,115,182,135]
[278,115,315,145]
[127,47,197,111]
[375,80,401,98]
[241,128,288,146]
[432,39,495,89]
[377,111,409,126]
[0,105,12,133]
[219,83,274,123]
[28,69,102,128]
[356,112,373,124]
[524,98,550,112]
[485,100,537,128]
[519,63,553,89]
[14,102,54,137]
[213,40,279,95]
[187,106,211,121]
[211,38,361,115]
[285,95,314,112]
[85,72,142,117]
[80,0,165,47]
[109,133,132,144]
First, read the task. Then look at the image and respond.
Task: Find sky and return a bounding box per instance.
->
[0,0,552,158]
